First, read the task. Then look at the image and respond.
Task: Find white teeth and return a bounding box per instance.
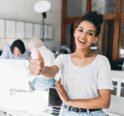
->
[79,39,86,43]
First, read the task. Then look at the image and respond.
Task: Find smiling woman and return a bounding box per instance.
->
[29,11,113,116]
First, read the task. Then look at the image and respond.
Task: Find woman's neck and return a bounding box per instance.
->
[73,49,94,58]
[71,49,97,67]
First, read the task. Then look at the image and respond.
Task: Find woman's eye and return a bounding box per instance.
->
[87,32,94,36]
[78,29,83,32]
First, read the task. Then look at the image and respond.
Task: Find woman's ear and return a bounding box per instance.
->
[93,37,98,44]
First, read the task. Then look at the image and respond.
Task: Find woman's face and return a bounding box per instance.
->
[13,47,22,57]
[74,21,97,50]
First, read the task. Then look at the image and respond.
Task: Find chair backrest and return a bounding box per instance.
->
[55,45,71,57]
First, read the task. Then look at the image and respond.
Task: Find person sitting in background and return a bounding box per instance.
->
[0,39,30,59]
[55,45,71,57]
[28,38,56,91]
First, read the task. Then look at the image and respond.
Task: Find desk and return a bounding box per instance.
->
[111,70,124,96]
[0,107,56,116]
[0,90,57,116]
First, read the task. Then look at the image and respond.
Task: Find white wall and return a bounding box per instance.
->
[0,0,62,51]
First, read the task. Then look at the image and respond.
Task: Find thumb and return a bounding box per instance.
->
[31,48,42,59]
[35,49,45,65]
[35,49,43,59]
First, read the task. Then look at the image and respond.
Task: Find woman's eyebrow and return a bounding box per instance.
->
[78,26,95,33]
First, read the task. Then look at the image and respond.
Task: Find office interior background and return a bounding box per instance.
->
[0,0,124,70]
[0,0,124,116]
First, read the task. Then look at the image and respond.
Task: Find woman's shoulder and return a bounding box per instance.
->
[56,54,70,58]
[2,44,11,53]
[3,44,11,49]
[55,54,70,63]
[96,54,110,65]
[97,54,109,60]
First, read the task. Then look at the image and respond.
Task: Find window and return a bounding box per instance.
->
[61,0,124,66]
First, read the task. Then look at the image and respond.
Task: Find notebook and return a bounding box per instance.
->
[0,59,30,93]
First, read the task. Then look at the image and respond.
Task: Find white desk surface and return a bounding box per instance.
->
[0,90,53,116]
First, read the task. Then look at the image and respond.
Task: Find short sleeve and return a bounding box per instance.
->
[98,56,113,90]
[54,54,65,71]
[54,54,67,81]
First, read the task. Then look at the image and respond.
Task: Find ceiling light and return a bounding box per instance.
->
[34,0,51,13]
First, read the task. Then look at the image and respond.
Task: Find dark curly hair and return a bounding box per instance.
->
[74,11,103,36]
[10,39,26,54]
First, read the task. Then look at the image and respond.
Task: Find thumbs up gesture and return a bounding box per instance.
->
[29,48,44,76]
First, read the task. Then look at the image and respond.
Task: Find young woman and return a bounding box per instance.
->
[30,11,113,116]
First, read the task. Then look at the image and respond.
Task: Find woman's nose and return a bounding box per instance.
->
[80,32,87,39]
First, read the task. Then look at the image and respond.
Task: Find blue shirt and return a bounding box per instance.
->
[0,44,30,59]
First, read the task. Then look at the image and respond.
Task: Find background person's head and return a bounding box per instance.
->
[10,39,26,57]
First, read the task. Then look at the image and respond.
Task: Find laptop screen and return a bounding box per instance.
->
[0,59,30,92]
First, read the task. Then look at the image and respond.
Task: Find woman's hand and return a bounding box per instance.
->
[56,80,71,105]
[29,49,44,76]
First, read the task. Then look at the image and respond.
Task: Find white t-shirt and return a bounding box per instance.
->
[54,54,113,99]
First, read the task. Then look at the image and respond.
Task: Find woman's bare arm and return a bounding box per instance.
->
[29,49,59,78]
[56,81,111,109]
[68,89,111,109]
[41,65,59,78]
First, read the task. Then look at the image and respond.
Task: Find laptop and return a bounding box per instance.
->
[0,59,30,93]
[48,87,62,107]
[43,87,62,115]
